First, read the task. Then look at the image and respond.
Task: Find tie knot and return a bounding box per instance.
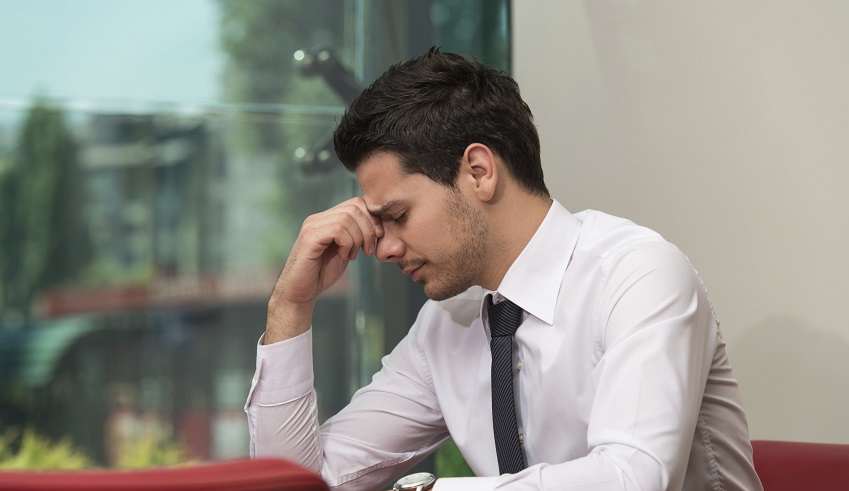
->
[487,296,523,337]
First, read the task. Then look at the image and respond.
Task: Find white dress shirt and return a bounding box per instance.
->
[245,200,763,491]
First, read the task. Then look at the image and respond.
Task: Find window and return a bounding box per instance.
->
[0,0,509,470]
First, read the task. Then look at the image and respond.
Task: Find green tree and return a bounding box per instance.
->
[0,100,90,320]
[0,150,11,313]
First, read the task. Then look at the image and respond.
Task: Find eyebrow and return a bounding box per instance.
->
[367,200,405,217]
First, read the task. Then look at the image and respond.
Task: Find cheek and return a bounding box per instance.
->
[402,219,452,259]
[426,231,463,262]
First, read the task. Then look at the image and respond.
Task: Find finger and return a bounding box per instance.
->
[316,214,364,261]
[342,204,380,255]
[348,197,384,239]
[308,216,358,261]
[334,212,366,258]
[331,197,384,238]
[331,223,356,261]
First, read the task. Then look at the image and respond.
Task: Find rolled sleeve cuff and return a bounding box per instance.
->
[434,476,497,491]
[245,328,315,408]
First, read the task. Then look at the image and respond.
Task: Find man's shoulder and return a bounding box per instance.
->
[573,209,671,261]
[573,209,707,302]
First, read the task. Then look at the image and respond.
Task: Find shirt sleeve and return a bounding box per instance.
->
[436,241,717,491]
[245,317,449,491]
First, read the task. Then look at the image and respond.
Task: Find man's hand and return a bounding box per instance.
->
[264,197,384,344]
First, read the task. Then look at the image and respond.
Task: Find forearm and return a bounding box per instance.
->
[245,329,321,469]
[247,388,323,471]
[245,318,449,490]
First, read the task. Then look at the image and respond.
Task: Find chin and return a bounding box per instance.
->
[423,279,471,301]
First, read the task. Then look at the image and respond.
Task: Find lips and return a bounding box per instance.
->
[402,263,424,277]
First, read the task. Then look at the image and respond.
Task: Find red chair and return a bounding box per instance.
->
[0,458,328,491]
[752,440,849,490]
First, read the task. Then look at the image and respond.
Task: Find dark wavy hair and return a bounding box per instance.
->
[333,47,548,196]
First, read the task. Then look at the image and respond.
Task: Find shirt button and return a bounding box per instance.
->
[516,361,523,370]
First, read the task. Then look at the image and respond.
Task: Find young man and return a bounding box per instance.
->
[245,48,763,491]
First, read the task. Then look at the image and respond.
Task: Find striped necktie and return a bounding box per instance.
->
[487,294,527,474]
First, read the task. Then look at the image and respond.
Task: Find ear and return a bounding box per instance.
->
[459,143,498,202]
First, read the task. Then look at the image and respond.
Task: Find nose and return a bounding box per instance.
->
[376,229,405,263]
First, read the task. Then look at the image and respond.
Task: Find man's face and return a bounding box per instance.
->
[356,151,488,300]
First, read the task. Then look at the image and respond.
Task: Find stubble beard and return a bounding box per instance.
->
[423,192,488,301]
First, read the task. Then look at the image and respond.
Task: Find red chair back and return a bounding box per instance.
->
[0,458,328,491]
[752,440,849,490]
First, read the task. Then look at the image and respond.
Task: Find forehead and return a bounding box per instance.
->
[355,151,436,210]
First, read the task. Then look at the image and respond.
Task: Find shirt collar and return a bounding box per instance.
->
[482,199,581,326]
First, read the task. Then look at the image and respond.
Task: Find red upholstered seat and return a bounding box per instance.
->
[4,441,848,490]
[752,440,849,490]
[0,458,328,491]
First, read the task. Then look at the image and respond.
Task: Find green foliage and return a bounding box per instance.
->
[114,431,188,469]
[0,99,91,319]
[0,429,92,470]
[0,428,189,470]
[435,438,474,478]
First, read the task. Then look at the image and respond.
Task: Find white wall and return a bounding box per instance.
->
[513,1,849,443]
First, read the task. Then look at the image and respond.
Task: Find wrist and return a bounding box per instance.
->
[393,472,436,491]
[264,299,315,344]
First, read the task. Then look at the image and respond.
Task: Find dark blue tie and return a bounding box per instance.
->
[487,295,527,474]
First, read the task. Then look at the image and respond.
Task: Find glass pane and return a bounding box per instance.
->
[0,0,509,470]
